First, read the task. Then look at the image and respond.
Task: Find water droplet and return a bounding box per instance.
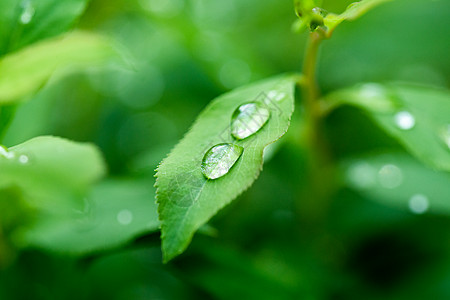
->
[201,143,243,179]
[378,164,403,189]
[394,111,415,130]
[408,194,429,214]
[20,0,35,24]
[117,209,133,225]
[18,155,29,164]
[231,102,270,140]
[347,161,377,189]
[0,146,15,159]
[439,124,450,149]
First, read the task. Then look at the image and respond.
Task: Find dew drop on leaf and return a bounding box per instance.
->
[231,102,270,140]
[117,209,133,225]
[18,154,29,164]
[394,111,415,130]
[201,143,243,180]
[20,0,35,25]
[408,194,429,214]
[378,164,403,189]
[347,161,377,189]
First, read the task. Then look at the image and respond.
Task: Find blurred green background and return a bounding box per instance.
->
[1,0,450,299]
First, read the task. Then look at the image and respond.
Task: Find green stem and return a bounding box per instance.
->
[298,30,335,224]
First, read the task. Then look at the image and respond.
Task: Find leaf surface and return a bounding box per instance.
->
[0,31,118,104]
[156,74,297,262]
[18,179,159,255]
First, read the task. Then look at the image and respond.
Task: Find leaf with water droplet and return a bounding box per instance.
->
[0,0,89,56]
[341,152,450,215]
[324,83,450,172]
[201,143,243,179]
[156,74,297,262]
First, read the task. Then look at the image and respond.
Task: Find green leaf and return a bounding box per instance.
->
[0,0,88,55]
[341,152,450,214]
[16,178,159,255]
[0,31,118,104]
[156,74,297,262]
[0,135,106,213]
[324,83,450,172]
[323,0,392,37]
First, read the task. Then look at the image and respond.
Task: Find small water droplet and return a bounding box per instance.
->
[408,194,429,214]
[394,111,415,130]
[439,124,450,149]
[231,102,270,140]
[117,209,133,225]
[20,1,35,24]
[18,155,29,164]
[0,146,15,159]
[378,164,403,189]
[201,143,243,180]
[347,161,377,189]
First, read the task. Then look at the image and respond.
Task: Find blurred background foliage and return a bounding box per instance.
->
[1,0,450,299]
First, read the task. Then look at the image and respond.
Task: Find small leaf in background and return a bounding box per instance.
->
[323,0,392,37]
[341,152,450,215]
[16,179,159,255]
[0,31,119,104]
[156,74,297,262]
[324,83,450,171]
[0,0,88,55]
[0,136,106,213]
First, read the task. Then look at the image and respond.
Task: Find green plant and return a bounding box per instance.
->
[1,0,450,298]
[155,0,450,262]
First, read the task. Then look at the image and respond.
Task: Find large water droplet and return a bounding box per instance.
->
[0,146,15,159]
[117,209,133,225]
[378,164,403,189]
[231,102,270,140]
[408,194,429,214]
[201,143,243,179]
[20,0,35,24]
[394,111,415,130]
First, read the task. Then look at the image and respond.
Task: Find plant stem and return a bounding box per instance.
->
[302,31,322,112]
[298,30,335,224]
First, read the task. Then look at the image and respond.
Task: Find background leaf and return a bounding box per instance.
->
[156,74,297,262]
[324,0,392,36]
[17,178,159,255]
[0,135,106,213]
[324,83,450,171]
[0,0,88,55]
[341,152,450,214]
[0,31,118,104]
